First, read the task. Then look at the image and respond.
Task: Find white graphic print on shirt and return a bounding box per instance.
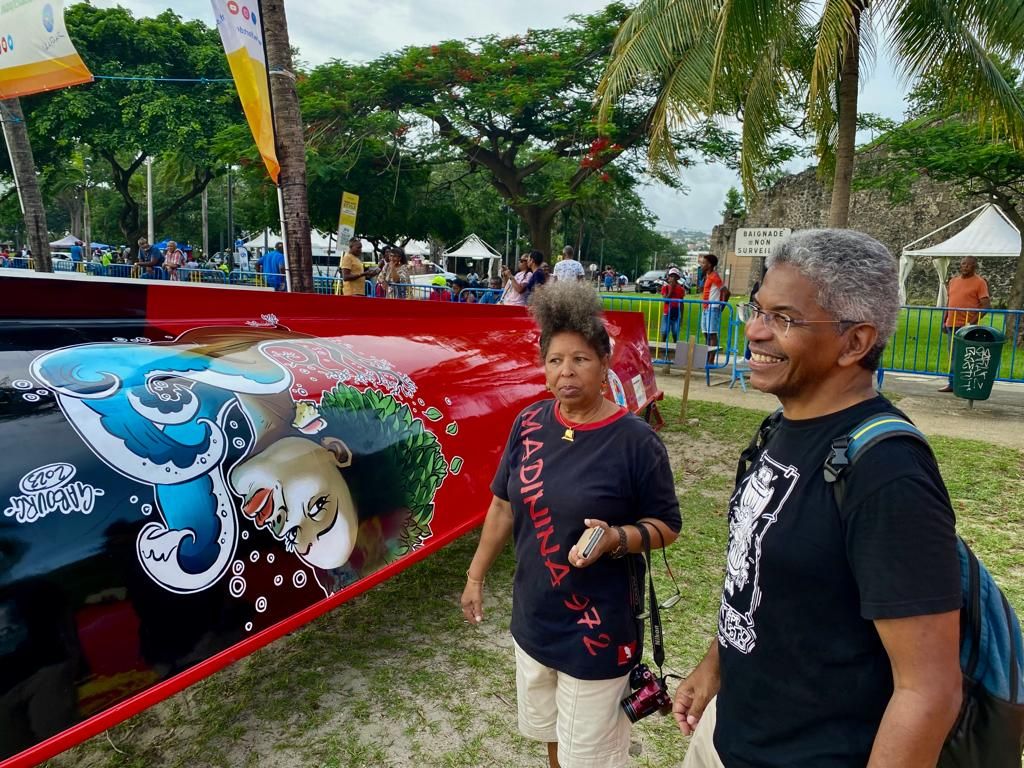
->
[719,452,799,654]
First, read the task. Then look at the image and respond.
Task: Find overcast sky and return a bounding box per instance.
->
[93,0,911,233]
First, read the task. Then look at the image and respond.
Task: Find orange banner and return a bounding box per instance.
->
[0,1,92,98]
[212,0,280,184]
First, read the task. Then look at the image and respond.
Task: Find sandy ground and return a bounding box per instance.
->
[656,368,1024,450]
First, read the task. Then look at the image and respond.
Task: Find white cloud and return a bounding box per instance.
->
[90,1,910,233]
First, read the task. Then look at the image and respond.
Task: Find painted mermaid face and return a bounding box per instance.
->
[230,436,357,570]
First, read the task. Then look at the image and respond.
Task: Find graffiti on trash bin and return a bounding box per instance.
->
[959,346,992,392]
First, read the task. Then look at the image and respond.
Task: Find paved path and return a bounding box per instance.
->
[655,369,1024,450]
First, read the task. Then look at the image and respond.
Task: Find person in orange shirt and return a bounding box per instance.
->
[939,256,990,392]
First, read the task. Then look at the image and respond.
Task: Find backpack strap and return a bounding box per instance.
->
[824,412,931,508]
[735,408,783,487]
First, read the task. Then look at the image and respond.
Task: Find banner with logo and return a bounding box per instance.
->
[336,191,359,245]
[211,0,279,183]
[0,272,663,767]
[0,0,92,99]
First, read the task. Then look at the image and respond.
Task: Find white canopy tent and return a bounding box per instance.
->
[241,229,340,257]
[901,204,1020,306]
[442,233,502,277]
[49,234,82,248]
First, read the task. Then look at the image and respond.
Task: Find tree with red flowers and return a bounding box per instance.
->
[356,3,669,254]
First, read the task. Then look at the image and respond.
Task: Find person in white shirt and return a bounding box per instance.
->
[234,239,251,271]
[552,245,585,282]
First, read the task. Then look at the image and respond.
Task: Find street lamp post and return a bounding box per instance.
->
[226,165,234,256]
[145,157,154,244]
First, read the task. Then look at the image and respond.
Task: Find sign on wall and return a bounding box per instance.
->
[735,228,792,258]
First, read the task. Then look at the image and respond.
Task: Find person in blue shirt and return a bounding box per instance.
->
[259,242,287,291]
[69,241,84,263]
[136,237,165,279]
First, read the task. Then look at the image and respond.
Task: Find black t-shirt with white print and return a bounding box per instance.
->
[491,399,681,680]
[714,396,961,767]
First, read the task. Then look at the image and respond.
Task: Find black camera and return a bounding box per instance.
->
[621,663,672,723]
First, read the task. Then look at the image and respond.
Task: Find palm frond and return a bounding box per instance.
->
[646,26,719,166]
[739,29,799,197]
[598,0,717,122]
[889,0,1024,146]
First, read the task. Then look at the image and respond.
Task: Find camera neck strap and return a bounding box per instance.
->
[637,522,665,672]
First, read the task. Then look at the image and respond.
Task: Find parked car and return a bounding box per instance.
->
[635,269,667,293]
[408,260,457,286]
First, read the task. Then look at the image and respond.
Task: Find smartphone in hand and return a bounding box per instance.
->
[576,527,605,559]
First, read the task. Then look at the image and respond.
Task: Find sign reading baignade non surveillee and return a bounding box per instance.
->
[735,228,792,258]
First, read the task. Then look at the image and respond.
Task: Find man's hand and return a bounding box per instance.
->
[673,647,721,736]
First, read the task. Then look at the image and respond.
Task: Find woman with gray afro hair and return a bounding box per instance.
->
[461,274,681,768]
[529,279,611,359]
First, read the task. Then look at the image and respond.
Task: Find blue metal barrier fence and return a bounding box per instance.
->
[8,263,1021,383]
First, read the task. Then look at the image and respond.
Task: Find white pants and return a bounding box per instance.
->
[514,640,632,768]
[681,695,726,768]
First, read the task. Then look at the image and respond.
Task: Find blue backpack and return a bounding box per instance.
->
[742,409,1024,765]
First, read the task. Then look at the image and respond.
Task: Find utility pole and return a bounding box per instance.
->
[260,0,313,292]
[226,165,234,253]
[145,157,154,244]
[504,207,511,269]
[201,186,209,261]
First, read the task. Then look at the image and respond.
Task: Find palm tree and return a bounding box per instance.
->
[261,0,313,293]
[1,98,52,271]
[598,0,1024,227]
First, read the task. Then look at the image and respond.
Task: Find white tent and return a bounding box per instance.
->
[901,204,1020,306]
[49,234,82,248]
[241,229,339,257]
[442,233,502,276]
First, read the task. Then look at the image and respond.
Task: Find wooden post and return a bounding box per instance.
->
[680,336,697,421]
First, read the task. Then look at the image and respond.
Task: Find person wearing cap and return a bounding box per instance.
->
[428,274,452,302]
[661,268,687,344]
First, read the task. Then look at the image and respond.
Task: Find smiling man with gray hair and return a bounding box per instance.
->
[673,229,963,768]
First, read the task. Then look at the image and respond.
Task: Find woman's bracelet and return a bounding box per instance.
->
[609,526,629,559]
[466,569,485,586]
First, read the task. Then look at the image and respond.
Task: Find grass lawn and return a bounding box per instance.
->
[46,398,1024,768]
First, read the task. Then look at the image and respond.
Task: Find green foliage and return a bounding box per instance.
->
[857,120,1024,209]
[303,3,663,249]
[20,5,242,242]
[720,187,745,219]
[600,0,1024,206]
[318,385,448,553]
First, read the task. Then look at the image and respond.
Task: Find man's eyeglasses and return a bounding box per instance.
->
[737,302,861,338]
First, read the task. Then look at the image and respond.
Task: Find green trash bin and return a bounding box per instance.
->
[951,325,1006,400]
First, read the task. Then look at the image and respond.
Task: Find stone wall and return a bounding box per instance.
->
[719,164,1020,306]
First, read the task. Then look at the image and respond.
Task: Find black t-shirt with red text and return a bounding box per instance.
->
[491,399,681,680]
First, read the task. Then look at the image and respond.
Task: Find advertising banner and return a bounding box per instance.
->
[211,0,279,183]
[0,0,92,99]
[0,273,663,766]
[336,191,359,245]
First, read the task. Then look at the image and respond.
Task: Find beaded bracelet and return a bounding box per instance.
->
[609,526,629,559]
